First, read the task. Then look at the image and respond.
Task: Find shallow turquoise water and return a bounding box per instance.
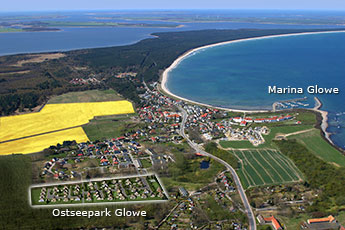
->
[167,32,345,149]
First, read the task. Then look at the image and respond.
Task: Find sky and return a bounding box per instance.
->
[1,0,345,12]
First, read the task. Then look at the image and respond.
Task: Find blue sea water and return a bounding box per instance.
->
[167,32,345,149]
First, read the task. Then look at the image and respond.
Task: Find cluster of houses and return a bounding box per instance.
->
[41,157,79,180]
[69,77,100,85]
[138,88,297,148]
[41,136,174,180]
[182,104,229,139]
[231,114,294,127]
[37,184,82,203]
[179,102,272,146]
[218,172,236,193]
[138,87,276,148]
[168,197,197,230]
[74,138,144,170]
[33,175,167,205]
[38,187,47,203]
[225,126,269,146]
[138,90,184,142]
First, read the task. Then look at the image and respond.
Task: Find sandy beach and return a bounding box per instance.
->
[161,30,345,114]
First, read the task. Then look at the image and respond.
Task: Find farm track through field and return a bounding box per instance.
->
[240,163,255,187]
[239,170,251,188]
[249,150,282,183]
[253,149,285,182]
[0,125,82,144]
[247,150,275,184]
[234,151,259,186]
[268,149,300,181]
[233,151,258,186]
[273,150,302,181]
[232,152,254,187]
[236,150,265,185]
[231,149,303,188]
[263,149,295,181]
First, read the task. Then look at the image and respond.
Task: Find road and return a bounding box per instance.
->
[177,105,257,230]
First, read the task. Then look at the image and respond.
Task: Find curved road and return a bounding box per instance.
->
[177,105,257,230]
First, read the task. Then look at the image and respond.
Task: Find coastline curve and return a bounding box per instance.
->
[161,30,345,113]
[160,30,345,144]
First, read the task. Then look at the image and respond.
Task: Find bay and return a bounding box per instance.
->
[167,32,345,149]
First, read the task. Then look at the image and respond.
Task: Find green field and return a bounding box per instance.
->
[288,129,345,167]
[82,114,139,141]
[0,27,24,33]
[231,149,303,189]
[162,150,226,191]
[48,89,123,104]
[140,158,152,168]
[220,124,314,149]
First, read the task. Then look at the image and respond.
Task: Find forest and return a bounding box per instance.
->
[276,139,345,215]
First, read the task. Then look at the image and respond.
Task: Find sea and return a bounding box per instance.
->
[166,32,345,150]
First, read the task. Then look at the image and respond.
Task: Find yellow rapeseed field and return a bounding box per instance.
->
[0,127,89,155]
[0,100,134,142]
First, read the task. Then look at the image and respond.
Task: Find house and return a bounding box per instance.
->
[240,121,247,126]
[151,154,167,166]
[307,215,335,225]
[301,215,340,230]
[133,159,143,168]
[233,117,243,123]
[179,187,188,197]
[264,216,283,230]
[257,215,283,230]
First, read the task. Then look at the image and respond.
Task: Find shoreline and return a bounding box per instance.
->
[158,83,269,113]
[160,30,345,143]
[311,97,333,144]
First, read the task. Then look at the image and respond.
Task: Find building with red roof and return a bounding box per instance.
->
[302,215,340,230]
[307,215,335,225]
[258,215,283,230]
[264,216,283,230]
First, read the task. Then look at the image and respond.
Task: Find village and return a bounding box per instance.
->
[31,174,167,206]
[35,84,322,230]
[157,171,247,230]
[138,87,297,146]
[41,85,299,182]
[40,137,172,181]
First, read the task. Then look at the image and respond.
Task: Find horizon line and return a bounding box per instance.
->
[1,9,345,13]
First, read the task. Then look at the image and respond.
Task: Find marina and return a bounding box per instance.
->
[273,97,310,111]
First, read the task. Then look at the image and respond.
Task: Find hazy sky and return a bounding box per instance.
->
[1,0,345,12]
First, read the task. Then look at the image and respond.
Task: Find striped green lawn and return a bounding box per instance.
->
[231,149,302,189]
